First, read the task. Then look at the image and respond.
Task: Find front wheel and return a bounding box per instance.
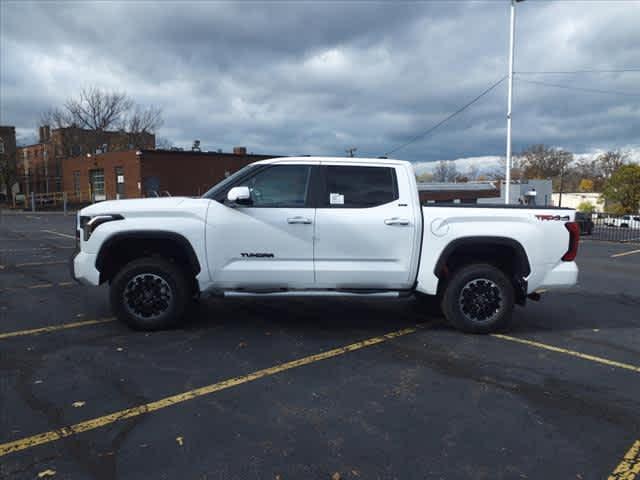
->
[441,263,515,334]
[110,257,191,331]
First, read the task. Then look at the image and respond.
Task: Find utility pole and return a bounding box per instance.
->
[505,0,524,204]
[345,147,357,158]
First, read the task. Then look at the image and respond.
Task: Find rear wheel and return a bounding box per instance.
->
[441,263,515,334]
[110,257,191,331]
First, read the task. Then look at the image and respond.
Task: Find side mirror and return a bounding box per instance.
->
[227,186,252,205]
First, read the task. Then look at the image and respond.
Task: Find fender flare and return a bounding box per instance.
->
[434,236,531,278]
[95,230,201,275]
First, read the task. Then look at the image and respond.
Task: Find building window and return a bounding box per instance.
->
[115,166,125,199]
[0,139,4,154]
[73,171,81,196]
[89,169,105,201]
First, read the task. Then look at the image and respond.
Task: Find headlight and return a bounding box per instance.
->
[81,214,124,241]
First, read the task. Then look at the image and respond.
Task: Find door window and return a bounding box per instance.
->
[244,165,311,207]
[324,166,398,208]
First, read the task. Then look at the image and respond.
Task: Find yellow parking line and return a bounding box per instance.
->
[0,326,417,457]
[611,248,640,258]
[608,440,640,480]
[0,318,115,340]
[41,229,75,239]
[492,334,640,373]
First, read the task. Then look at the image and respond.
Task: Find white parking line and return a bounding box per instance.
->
[611,248,640,258]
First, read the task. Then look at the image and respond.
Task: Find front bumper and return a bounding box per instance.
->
[71,251,101,286]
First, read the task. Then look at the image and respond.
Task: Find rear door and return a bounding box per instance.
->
[314,163,419,289]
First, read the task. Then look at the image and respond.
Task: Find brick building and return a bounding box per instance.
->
[17,125,155,196]
[62,147,276,202]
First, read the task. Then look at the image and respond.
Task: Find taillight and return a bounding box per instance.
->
[562,222,580,261]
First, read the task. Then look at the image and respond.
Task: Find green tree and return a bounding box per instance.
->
[576,201,595,214]
[602,164,640,214]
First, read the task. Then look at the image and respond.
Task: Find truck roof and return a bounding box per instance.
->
[253,156,412,167]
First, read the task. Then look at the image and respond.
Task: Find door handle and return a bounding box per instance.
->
[287,216,312,224]
[384,217,409,226]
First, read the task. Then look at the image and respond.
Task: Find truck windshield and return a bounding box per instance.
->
[201,164,259,200]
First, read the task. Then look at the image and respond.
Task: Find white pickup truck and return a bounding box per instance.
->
[72,157,579,333]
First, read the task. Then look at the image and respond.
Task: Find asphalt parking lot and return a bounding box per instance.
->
[1,212,639,480]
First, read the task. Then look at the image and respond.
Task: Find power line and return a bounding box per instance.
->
[385,76,507,156]
[517,78,640,97]
[517,68,640,74]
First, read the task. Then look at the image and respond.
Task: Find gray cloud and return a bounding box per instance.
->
[1,0,639,163]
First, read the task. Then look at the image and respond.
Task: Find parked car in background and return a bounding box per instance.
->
[575,211,594,235]
[610,215,640,229]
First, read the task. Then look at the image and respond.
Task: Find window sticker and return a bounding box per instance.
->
[329,192,345,205]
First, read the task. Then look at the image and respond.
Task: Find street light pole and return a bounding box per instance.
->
[505,0,522,204]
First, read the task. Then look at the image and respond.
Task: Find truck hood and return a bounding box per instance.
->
[80,197,192,216]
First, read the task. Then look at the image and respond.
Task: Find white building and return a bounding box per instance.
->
[551,192,603,212]
[478,179,553,206]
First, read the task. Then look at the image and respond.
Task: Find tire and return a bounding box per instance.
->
[110,257,191,331]
[441,263,515,334]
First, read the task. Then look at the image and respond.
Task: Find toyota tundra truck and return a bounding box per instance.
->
[72,157,579,333]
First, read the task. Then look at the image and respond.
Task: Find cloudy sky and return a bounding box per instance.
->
[1,0,639,169]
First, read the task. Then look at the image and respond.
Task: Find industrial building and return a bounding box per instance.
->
[61,147,275,202]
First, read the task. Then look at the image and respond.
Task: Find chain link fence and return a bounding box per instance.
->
[584,214,640,243]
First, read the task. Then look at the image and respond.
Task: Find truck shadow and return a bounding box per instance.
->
[182,296,445,335]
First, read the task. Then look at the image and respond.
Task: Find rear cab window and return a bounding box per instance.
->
[321,165,399,208]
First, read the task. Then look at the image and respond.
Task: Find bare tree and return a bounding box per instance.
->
[123,105,163,148]
[0,151,17,198]
[520,144,573,180]
[155,137,174,150]
[40,107,72,130]
[597,150,628,179]
[64,87,133,130]
[494,154,523,181]
[467,162,479,181]
[433,160,458,182]
[40,86,163,154]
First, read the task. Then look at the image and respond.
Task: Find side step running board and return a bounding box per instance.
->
[223,291,401,298]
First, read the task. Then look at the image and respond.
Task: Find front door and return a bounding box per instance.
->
[89,169,105,201]
[206,164,316,289]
